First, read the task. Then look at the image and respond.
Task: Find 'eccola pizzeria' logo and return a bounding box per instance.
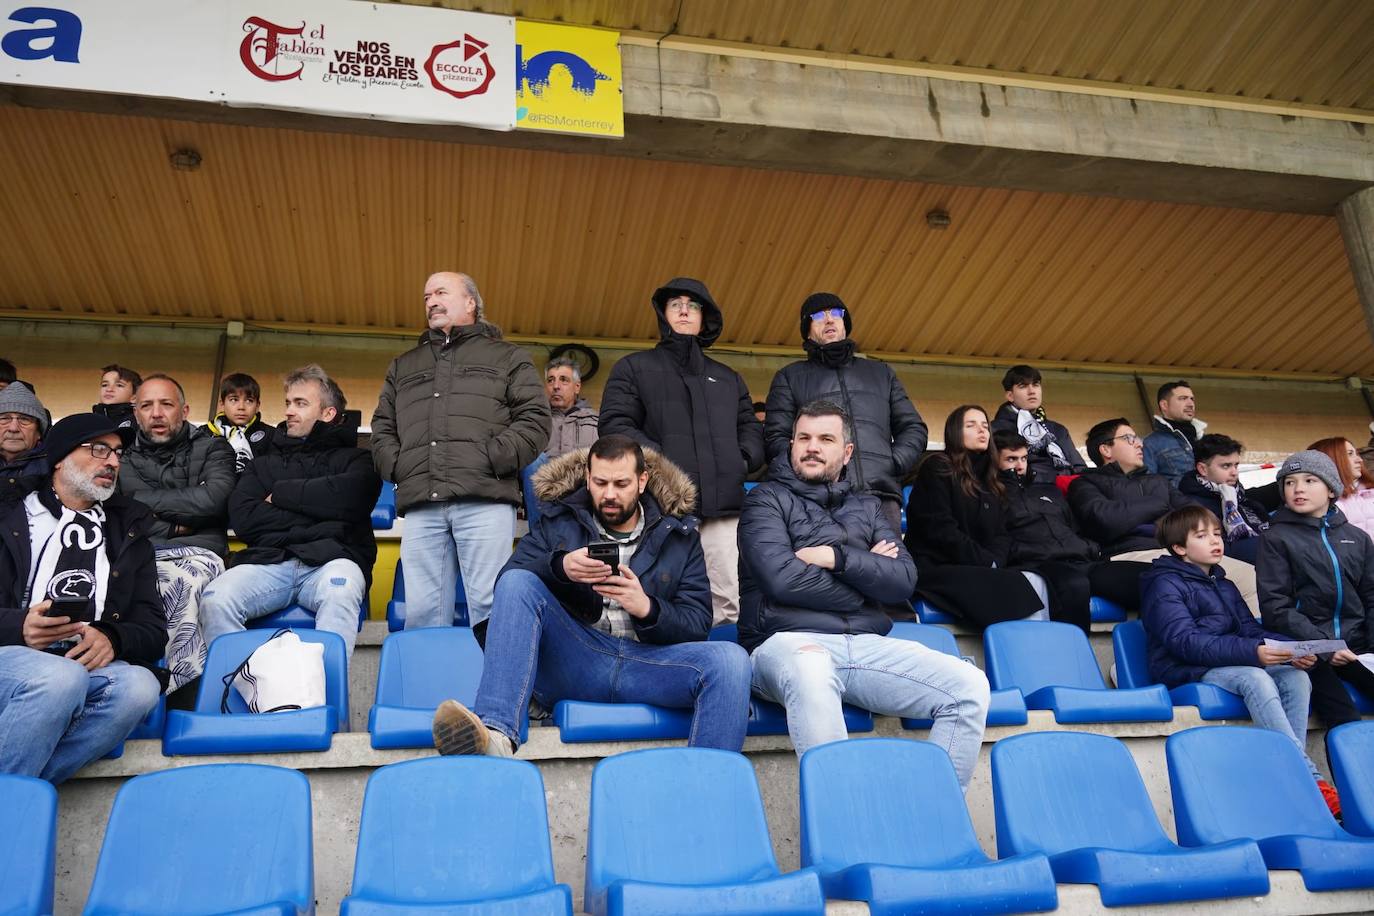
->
[425,34,496,99]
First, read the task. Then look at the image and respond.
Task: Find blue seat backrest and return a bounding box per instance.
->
[587,749,780,892]
[350,757,558,904]
[0,774,57,916]
[84,764,313,915]
[991,731,1171,858]
[985,620,1107,693]
[1112,620,1153,689]
[1328,721,1374,836]
[375,628,483,708]
[197,629,349,726]
[801,738,981,871]
[887,621,960,657]
[1166,725,1343,846]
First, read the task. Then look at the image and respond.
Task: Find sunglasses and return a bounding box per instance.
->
[809,307,846,323]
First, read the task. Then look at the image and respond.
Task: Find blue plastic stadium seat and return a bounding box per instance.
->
[369,627,492,749]
[386,559,469,632]
[249,597,369,632]
[104,693,168,760]
[887,621,1027,727]
[163,629,349,755]
[0,774,57,916]
[745,698,874,737]
[554,695,873,742]
[708,623,738,643]
[371,480,396,529]
[586,748,825,916]
[85,764,314,915]
[992,731,1269,906]
[1343,679,1374,714]
[522,453,550,529]
[1112,620,1249,720]
[342,757,572,914]
[801,739,1057,914]
[985,621,1173,723]
[1168,724,1374,891]
[900,484,912,533]
[913,598,1126,627]
[1329,721,1374,837]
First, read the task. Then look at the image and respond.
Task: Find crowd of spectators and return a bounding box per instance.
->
[2,275,1372,821]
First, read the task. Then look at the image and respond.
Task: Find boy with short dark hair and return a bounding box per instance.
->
[94,364,141,429]
[208,372,269,473]
[1143,504,1336,814]
[990,364,1085,483]
[1178,433,1269,563]
[1259,449,1374,742]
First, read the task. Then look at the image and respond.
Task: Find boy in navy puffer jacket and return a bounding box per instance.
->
[1143,505,1336,814]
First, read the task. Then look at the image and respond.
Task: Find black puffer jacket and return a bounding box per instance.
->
[1258,507,1374,653]
[92,401,136,430]
[738,454,915,653]
[0,489,168,687]
[1067,463,1193,556]
[764,339,926,503]
[228,417,382,586]
[372,322,550,515]
[999,468,1098,564]
[598,278,764,518]
[118,423,236,554]
[990,402,1085,482]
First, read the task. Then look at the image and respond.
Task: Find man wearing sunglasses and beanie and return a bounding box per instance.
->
[764,293,928,534]
[0,413,165,783]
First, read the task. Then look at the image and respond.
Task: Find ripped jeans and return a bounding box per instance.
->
[200,558,366,657]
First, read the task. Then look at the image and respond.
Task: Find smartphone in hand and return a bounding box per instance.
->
[586,540,621,574]
[44,597,96,623]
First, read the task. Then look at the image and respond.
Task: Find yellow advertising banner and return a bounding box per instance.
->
[515,20,623,138]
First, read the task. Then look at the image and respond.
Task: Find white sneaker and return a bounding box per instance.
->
[432,699,514,757]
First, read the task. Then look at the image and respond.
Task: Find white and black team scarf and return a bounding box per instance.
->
[25,489,109,625]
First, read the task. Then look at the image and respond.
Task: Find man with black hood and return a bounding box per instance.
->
[764,293,927,534]
[200,365,381,659]
[599,277,765,625]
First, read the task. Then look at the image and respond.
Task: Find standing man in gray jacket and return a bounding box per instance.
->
[372,271,550,628]
[545,356,599,457]
[119,374,234,691]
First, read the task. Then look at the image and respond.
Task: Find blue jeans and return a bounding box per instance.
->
[751,632,991,791]
[200,558,366,657]
[473,570,752,750]
[0,648,159,783]
[1201,664,1320,779]
[402,501,515,627]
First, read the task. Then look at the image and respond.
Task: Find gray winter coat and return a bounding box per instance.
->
[548,399,600,457]
[372,322,551,515]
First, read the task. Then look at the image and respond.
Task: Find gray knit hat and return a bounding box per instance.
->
[1277,449,1342,499]
[0,382,48,434]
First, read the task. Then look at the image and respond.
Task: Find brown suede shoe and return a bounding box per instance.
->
[432,699,513,757]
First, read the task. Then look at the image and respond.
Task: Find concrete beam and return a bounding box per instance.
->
[4,42,1372,214]
[1341,188,1374,349]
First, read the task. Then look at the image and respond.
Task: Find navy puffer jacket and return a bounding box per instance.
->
[738,455,916,653]
[1257,506,1374,653]
[1140,555,1282,688]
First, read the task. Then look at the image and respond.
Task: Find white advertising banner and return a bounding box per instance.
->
[0,0,516,129]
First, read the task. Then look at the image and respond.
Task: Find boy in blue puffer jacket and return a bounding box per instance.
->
[1142,505,1337,815]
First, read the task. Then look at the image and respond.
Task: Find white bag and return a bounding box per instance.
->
[221,629,326,714]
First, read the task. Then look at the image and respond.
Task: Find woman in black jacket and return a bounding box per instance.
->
[903,406,1047,628]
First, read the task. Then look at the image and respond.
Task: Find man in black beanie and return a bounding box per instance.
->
[764,292,928,533]
[0,413,165,783]
[599,277,765,625]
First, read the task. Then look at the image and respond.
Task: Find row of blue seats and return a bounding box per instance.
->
[121,611,1354,758]
[18,725,1374,915]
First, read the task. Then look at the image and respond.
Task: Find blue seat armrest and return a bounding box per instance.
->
[1169,683,1250,720]
[1048,840,1268,907]
[163,706,337,755]
[603,869,824,916]
[1023,685,1173,724]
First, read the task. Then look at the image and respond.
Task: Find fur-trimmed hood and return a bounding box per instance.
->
[532,446,698,517]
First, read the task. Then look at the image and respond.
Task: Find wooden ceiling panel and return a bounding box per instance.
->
[0,104,1366,375]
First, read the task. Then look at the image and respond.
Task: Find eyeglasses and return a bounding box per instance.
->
[78,442,125,460]
[809,307,846,323]
[1110,434,1141,445]
[0,413,36,428]
[667,298,702,314]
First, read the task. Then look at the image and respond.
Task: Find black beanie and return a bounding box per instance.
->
[44,413,135,465]
[800,292,852,340]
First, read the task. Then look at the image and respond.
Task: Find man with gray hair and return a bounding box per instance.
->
[545,356,598,457]
[372,271,549,628]
[0,381,50,511]
[201,365,381,658]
